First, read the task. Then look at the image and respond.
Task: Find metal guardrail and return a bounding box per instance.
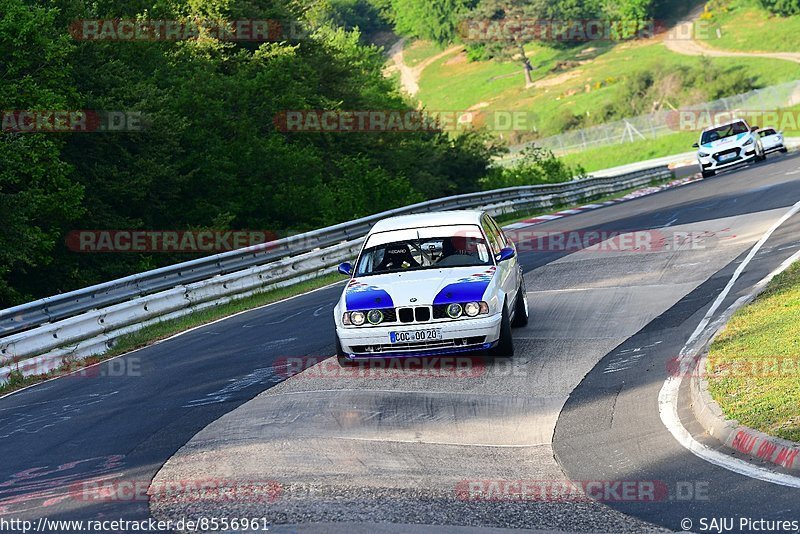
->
[0,166,671,340]
[0,165,673,382]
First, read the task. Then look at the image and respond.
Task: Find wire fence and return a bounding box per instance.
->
[504,80,800,161]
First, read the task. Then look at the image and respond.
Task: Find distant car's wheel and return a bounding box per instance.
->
[511,278,529,327]
[490,304,514,358]
[701,169,715,178]
[336,336,355,367]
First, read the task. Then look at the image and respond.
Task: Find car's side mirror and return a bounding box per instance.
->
[750,126,759,131]
[692,142,699,148]
[337,262,352,276]
[496,247,515,262]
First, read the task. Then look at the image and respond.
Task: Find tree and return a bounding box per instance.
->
[392,0,477,44]
[0,0,84,305]
[464,0,547,87]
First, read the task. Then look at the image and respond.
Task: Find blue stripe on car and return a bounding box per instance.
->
[345,279,394,310]
[432,267,495,305]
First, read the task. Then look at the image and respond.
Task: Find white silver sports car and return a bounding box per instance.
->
[333,210,528,366]
[756,127,788,155]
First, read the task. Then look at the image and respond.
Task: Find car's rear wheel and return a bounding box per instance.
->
[702,169,715,178]
[511,279,529,327]
[490,304,514,358]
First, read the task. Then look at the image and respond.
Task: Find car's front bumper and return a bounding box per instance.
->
[762,140,785,153]
[698,146,757,171]
[337,313,503,359]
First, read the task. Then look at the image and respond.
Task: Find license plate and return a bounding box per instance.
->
[718,153,736,162]
[390,329,442,343]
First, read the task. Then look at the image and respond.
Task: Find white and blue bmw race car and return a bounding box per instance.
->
[694,119,765,178]
[333,211,528,366]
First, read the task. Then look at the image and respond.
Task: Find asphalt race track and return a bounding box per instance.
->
[1,153,799,533]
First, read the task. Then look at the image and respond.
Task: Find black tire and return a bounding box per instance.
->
[701,169,715,178]
[755,146,767,162]
[336,336,356,367]
[780,147,788,153]
[511,279,529,327]
[490,304,514,358]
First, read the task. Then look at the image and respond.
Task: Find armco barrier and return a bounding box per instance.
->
[0,166,672,383]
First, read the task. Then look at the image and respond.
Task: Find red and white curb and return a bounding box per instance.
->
[503,175,703,230]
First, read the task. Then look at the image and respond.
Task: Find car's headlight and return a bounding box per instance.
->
[447,303,463,319]
[350,311,366,326]
[367,309,384,325]
[698,152,709,157]
[743,137,754,146]
[464,302,480,317]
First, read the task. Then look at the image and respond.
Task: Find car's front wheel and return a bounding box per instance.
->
[336,336,355,367]
[702,169,715,178]
[780,147,788,153]
[511,279,529,327]
[490,304,514,358]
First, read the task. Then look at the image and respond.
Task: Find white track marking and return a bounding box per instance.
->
[659,199,800,488]
[684,200,800,349]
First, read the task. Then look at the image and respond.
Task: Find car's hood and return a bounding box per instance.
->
[343,266,497,310]
[700,132,749,150]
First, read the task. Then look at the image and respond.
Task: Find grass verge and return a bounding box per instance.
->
[706,261,800,442]
[0,272,344,395]
[559,131,699,172]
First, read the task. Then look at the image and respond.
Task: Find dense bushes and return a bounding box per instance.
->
[758,0,800,15]
[481,146,584,189]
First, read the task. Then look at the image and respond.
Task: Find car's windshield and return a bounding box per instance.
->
[700,121,749,144]
[355,225,492,276]
[758,128,776,137]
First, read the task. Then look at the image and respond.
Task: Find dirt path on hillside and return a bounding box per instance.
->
[386,38,463,96]
[664,4,800,63]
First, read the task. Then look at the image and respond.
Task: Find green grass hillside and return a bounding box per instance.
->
[697,0,800,52]
[414,38,800,142]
